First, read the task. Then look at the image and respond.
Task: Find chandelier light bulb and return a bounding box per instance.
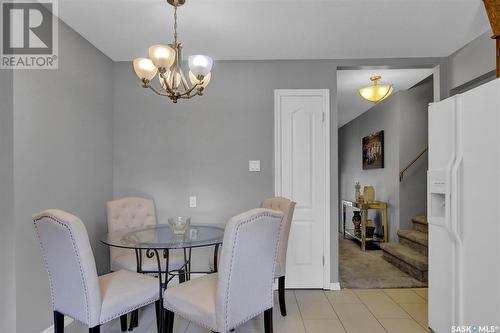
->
[189,71,211,88]
[148,44,176,70]
[188,55,213,77]
[132,58,158,81]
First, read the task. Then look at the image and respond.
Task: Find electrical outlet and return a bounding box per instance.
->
[189,196,197,208]
[249,160,261,172]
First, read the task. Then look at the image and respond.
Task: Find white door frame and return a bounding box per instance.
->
[274,89,331,290]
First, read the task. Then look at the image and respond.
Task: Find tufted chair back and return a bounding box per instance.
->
[33,209,102,327]
[261,197,296,277]
[106,197,157,268]
[215,208,283,332]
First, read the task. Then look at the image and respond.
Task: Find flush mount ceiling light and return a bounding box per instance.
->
[132,0,213,103]
[358,76,394,103]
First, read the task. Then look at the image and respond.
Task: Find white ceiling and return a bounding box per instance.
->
[56,0,491,61]
[337,68,434,128]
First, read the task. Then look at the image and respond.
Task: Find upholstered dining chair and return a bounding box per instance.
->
[107,197,186,330]
[162,208,284,333]
[261,197,296,317]
[33,209,160,333]
[107,197,186,274]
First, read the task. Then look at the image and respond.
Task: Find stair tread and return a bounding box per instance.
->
[412,215,427,225]
[380,243,428,271]
[398,229,428,247]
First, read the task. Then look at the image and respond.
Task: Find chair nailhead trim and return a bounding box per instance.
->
[35,214,161,327]
[222,211,281,332]
[163,211,282,333]
[34,215,92,325]
[99,296,159,324]
[163,304,218,332]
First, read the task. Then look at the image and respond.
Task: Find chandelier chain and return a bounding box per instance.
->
[173,5,178,45]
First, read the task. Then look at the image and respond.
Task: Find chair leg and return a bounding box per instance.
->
[155,300,161,333]
[165,309,175,333]
[278,276,287,316]
[54,311,64,333]
[133,309,139,328]
[89,326,100,333]
[128,309,139,330]
[178,269,186,283]
[264,308,273,333]
[120,314,128,332]
[128,311,134,331]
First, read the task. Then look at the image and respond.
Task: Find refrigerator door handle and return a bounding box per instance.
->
[444,95,463,245]
[450,158,464,245]
[449,96,464,246]
[443,99,456,237]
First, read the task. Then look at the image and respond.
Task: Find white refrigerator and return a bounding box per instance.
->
[428,78,500,333]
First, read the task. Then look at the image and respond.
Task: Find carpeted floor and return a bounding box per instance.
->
[339,237,427,289]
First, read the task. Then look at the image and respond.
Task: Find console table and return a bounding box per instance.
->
[341,200,388,251]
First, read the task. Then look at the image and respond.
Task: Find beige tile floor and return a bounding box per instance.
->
[67,288,428,333]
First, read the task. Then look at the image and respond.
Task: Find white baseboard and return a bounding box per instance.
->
[328,282,341,290]
[272,281,341,291]
[41,317,73,333]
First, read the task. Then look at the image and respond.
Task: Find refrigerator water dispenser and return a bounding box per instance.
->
[428,170,446,220]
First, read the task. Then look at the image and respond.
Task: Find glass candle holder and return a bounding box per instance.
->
[168,216,191,235]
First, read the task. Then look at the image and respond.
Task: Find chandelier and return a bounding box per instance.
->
[132,0,213,103]
[358,76,393,103]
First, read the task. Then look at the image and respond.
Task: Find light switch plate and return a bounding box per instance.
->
[189,196,197,208]
[249,160,261,172]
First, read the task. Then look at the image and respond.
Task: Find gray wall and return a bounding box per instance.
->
[13,19,114,332]
[448,30,496,90]
[113,60,340,279]
[399,78,433,229]
[339,78,433,241]
[339,95,400,241]
[0,68,15,333]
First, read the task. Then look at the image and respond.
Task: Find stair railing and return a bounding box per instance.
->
[399,146,428,182]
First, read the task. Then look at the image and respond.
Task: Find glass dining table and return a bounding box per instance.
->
[101,223,225,331]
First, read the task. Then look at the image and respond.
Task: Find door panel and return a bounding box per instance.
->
[293,221,313,265]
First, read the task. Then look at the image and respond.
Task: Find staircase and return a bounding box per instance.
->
[380,216,428,282]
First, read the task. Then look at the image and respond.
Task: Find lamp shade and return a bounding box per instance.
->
[133,58,158,81]
[358,76,393,103]
[188,55,213,77]
[189,71,211,88]
[148,44,176,69]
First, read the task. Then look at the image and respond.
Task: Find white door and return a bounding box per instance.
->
[274,89,330,289]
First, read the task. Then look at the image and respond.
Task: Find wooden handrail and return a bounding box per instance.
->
[399,146,428,182]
